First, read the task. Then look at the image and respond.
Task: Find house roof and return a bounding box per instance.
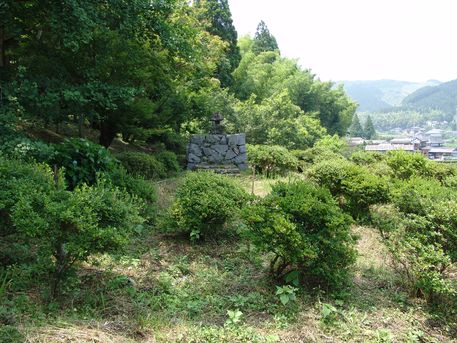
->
[390,138,412,144]
[429,147,456,153]
[429,135,443,144]
[426,129,443,135]
[365,144,414,152]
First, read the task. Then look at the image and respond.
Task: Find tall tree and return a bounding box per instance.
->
[2,0,224,147]
[194,0,241,87]
[364,115,376,139]
[252,21,279,54]
[350,114,364,137]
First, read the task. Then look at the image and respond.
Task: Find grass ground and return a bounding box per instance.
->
[2,175,456,342]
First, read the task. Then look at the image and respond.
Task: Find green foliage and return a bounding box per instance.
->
[252,20,279,54]
[247,145,298,177]
[0,157,143,296]
[363,115,376,139]
[54,138,117,190]
[116,151,166,180]
[385,150,430,180]
[275,285,298,306]
[194,0,241,87]
[232,91,327,149]
[341,164,390,218]
[225,309,243,326]
[0,137,56,163]
[232,42,355,136]
[307,160,389,218]
[306,159,352,196]
[156,150,181,175]
[372,176,457,306]
[0,157,55,235]
[349,113,364,137]
[242,181,357,289]
[170,172,248,241]
[371,204,456,302]
[108,167,157,221]
[350,151,385,165]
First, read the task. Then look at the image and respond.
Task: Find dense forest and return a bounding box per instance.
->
[1,1,456,342]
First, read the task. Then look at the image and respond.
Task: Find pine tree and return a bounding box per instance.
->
[194,0,241,87]
[252,20,279,54]
[363,115,376,139]
[350,114,364,137]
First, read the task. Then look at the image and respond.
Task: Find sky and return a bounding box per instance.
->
[228,0,457,83]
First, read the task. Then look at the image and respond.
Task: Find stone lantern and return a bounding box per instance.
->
[210,112,224,134]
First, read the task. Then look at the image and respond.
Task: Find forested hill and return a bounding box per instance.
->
[341,79,441,112]
[402,78,457,114]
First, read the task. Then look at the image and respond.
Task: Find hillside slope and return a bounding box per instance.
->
[402,78,457,114]
[341,79,441,112]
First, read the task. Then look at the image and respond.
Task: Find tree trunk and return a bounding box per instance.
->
[0,26,5,68]
[78,114,84,138]
[99,121,117,148]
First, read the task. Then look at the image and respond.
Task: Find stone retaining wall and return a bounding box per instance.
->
[187,133,247,171]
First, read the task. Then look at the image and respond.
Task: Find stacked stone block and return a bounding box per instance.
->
[187,133,247,172]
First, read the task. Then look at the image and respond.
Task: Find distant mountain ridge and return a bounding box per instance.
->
[340,79,441,112]
[402,79,457,114]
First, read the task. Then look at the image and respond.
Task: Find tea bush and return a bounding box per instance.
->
[170,172,249,241]
[350,151,384,165]
[109,167,157,221]
[242,181,357,289]
[247,144,298,177]
[0,156,144,296]
[385,150,430,180]
[307,160,389,218]
[116,151,166,180]
[156,150,181,175]
[371,204,456,302]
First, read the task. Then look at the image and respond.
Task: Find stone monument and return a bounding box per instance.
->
[187,113,247,173]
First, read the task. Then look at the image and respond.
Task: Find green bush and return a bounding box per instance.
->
[169,172,249,241]
[371,204,456,302]
[307,160,389,218]
[247,144,298,177]
[242,181,357,289]
[156,150,181,175]
[0,157,144,296]
[116,151,166,180]
[341,164,390,218]
[109,167,157,221]
[306,159,352,196]
[372,177,457,304]
[350,151,384,165]
[53,138,118,189]
[386,150,430,180]
[0,137,56,163]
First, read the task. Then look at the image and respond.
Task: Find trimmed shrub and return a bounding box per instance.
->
[116,151,166,180]
[386,150,430,180]
[350,151,384,165]
[341,164,390,218]
[243,181,357,289]
[54,138,118,190]
[0,157,144,296]
[247,144,298,177]
[307,160,389,218]
[156,150,181,175]
[169,172,249,241]
[109,167,157,221]
[306,159,351,196]
[371,204,456,303]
